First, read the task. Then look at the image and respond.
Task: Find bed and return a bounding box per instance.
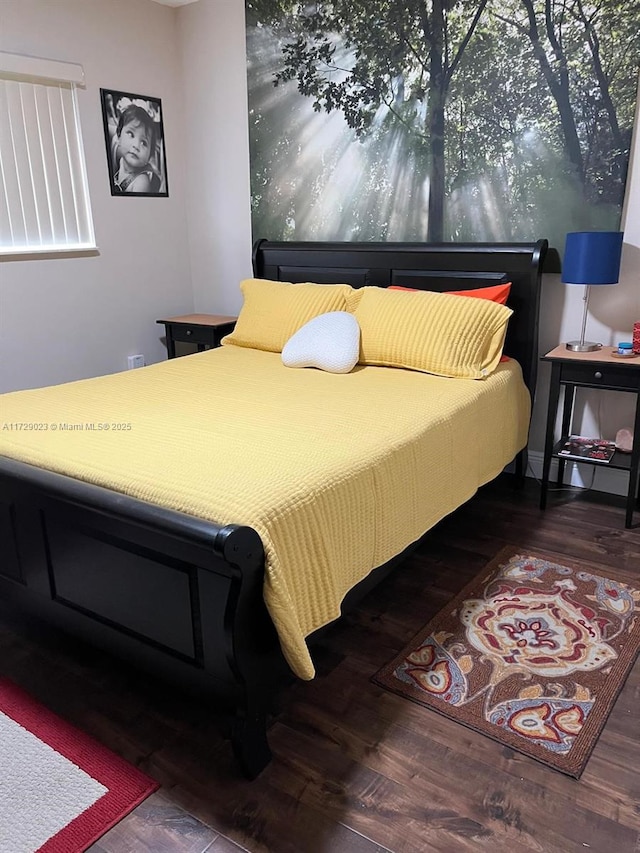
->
[0,239,548,777]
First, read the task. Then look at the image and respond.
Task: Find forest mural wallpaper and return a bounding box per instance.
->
[245,1,639,251]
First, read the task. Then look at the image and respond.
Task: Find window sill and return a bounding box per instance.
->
[0,245,100,261]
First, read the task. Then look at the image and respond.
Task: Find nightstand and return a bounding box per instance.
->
[156,314,237,359]
[540,345,640,527]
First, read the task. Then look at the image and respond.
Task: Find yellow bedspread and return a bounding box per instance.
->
[0,347,530,679]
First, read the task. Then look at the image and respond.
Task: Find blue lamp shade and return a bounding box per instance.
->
[561,230,624,352]
[562,231,624,285]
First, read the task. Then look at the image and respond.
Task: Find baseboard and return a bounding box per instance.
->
[526,450,630,496]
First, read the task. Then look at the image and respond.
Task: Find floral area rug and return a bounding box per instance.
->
[372,547,640,777]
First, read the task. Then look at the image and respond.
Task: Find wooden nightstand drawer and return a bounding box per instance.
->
[560,363,640,391]
[157,314,237,359]
[171,324,217,345]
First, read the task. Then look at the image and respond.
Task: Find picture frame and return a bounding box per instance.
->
[99,88,168,197]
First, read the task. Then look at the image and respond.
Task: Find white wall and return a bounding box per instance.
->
[0,0,193,392]
[178,0,253,316]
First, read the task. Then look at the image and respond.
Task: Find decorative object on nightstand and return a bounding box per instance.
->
[613,342,636,358]
[615,428,634,453]
[156,314,237,359]
[562,231,624,352]
[540,345,640,528]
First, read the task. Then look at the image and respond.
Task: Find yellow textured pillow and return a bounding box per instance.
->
[354,286,513,378]
[222,279,354,353]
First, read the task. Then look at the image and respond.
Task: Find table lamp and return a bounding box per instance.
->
[562,230,624,352]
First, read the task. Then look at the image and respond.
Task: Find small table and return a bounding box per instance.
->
[156,314,237,359]
[540,345,640,527]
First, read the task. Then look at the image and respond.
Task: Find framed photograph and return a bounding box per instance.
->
[100,88,168,197]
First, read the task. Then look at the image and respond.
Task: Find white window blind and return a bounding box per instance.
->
[0,51,96,255]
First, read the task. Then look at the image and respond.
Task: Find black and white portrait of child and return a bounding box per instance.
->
[100,89,168,196]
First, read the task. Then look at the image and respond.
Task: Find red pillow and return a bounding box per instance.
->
[388,282,512,360]
[389,281,511,304]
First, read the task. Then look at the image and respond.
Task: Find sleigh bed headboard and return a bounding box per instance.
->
[252,239,548,399]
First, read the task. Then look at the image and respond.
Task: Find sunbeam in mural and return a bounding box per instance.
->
[245,0,639,249]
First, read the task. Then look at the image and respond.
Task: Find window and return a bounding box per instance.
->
[0,51,96,256]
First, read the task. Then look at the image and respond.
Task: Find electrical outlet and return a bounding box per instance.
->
[127,354,145,370]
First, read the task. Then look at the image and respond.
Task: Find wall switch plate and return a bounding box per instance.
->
[127,354,145,370]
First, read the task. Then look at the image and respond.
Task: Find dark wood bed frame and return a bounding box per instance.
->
[0,239,548,778]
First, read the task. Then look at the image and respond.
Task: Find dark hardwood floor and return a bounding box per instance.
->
[1,476,639,853]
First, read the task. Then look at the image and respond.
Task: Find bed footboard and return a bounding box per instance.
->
[0,457,289,779]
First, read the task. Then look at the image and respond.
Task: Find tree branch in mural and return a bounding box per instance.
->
[246,0,639,245]
[271,0,490,241]
[504,0,585,184]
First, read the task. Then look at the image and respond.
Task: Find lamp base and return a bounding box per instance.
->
[565,340,602,352]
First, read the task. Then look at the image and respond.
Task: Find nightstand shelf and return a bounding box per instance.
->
[549,439,633,472]
[540,345,640,528]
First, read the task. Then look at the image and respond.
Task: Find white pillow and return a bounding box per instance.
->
[281,311,360,374]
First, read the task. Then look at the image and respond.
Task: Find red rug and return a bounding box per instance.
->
[0,678,159,852]
[373,547,640,777]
